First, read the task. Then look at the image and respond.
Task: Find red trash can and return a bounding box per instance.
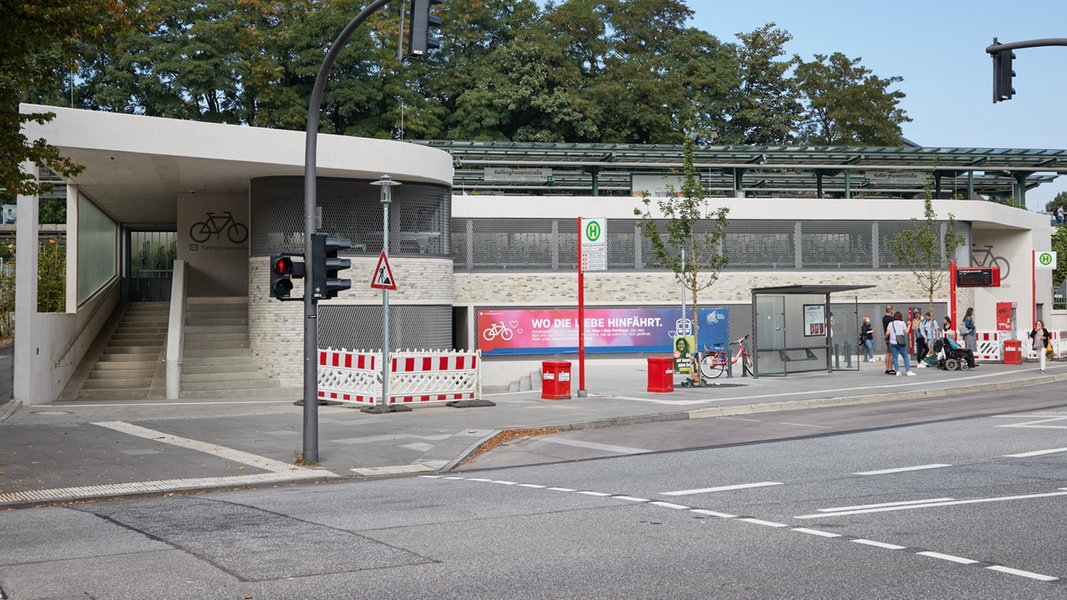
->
[541,361,572,400]
[647,357,674,393]
[1003,339,1023,365]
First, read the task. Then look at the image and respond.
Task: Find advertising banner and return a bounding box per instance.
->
[696,307,730,351]
[477,308,689,355]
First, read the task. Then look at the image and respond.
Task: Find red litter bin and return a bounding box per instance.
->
[647,357,674,393]
[1003,339,1023,365]
[541,361,572,400]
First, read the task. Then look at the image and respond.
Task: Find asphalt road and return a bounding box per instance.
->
[2,388,1066,599]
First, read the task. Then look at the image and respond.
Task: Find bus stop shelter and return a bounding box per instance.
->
[751,284,874,377]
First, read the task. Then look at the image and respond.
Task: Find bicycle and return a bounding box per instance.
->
[190,211,249,244]
[699,334,754,379]
[970,244,1009,279]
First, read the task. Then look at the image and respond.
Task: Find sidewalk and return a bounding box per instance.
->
[1,359,1063,509]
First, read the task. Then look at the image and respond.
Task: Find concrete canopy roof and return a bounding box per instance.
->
[20,104,454,226]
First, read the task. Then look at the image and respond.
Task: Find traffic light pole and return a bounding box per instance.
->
[302,0,392,463]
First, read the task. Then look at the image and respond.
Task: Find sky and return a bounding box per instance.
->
[688,0,1067,211]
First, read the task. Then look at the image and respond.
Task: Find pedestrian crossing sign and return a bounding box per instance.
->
[371,251,397,290]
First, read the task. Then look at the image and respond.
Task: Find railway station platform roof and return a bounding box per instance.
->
[414,140,1067,201]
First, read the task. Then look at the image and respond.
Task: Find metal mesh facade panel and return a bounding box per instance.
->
[799,222,873,269]
[250,177,451,258]
[318,304,452,351]
[452,218,967,272]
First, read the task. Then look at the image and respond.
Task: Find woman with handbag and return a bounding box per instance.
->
[887,311,916,376]
[1028,320,1052,373]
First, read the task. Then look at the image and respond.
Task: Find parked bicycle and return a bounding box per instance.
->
[699,334,754,379]
[190,211,249,244]
[970,244,1009,279]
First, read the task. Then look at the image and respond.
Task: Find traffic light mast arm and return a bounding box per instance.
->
[985,38,1067,53]
[987,37,1067,103]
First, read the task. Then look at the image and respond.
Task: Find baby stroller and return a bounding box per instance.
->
[930,338,975,371]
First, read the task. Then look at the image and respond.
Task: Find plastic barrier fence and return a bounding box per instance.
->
[318,349,481,406]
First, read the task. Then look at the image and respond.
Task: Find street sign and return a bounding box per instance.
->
[371,251,397,290]
[580,217,607,272]
[1035,251,1057,270]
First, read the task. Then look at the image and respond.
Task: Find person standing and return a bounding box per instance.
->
[916,312,940,367]
[1057,205,1065,225]
[882,305,895,375]
[911,312,926,364]
[860,316,875,362]
[887,311,916,376]
[962,307,977,353]
[1028,320,1052,373]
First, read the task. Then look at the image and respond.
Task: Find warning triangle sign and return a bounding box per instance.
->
[370,251,397,291]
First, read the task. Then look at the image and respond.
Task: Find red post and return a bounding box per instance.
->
[577,218,586,396]
[949,260,957,330]
[1032,250,1037,328]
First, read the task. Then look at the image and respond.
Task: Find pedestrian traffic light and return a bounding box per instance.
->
[992,48,1015,102]
[270,254,305,301]
[407,0,443,57]
[311,234,352,300]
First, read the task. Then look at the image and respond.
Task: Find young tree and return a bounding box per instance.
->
[892,186,965,315]
[634,135,729,357]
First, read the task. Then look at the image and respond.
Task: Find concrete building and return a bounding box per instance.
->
[14,104,1062,404]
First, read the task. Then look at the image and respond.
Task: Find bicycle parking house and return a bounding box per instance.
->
[751,285,874,376]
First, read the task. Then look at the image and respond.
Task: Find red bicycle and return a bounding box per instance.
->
[700,335,754,379]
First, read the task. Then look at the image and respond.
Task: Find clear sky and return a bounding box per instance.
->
[690,0,1067,211]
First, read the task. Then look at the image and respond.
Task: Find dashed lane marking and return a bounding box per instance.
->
[661,481,782,496]
[421,475,1061,585]
[852,464,951,476]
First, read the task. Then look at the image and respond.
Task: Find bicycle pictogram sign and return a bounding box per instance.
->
[190,211,248,244]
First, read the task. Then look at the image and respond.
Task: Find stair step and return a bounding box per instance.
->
[77,388,153,400]
[82,377,154,389]
[182,356,256,367]
[184,332,248,342]
[98,353,162,363]
[181,378,278,391]
[181,371,272,384]
[183,342,250,352]
[88,368,155,379]
[179,387,299,400]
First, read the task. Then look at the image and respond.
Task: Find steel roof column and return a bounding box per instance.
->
[968,171,975,200]
[844,170,851,199]
[733,168,745,197]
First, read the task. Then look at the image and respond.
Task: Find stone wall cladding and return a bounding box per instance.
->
[454,271,941,307]
[248,256,455,386]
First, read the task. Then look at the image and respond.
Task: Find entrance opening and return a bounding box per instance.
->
[127,230,177,302]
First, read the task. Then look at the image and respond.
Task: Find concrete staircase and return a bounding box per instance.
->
[180,301,295,400]
[77,303,168,400]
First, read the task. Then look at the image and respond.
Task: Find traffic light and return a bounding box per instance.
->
[270,254,305,301]
[992,48,1015,102]
[407,0,442,57]
[311,234,352,300]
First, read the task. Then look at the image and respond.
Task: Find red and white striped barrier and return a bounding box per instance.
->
[1021,329,1066,361]
[974,331,1002,363]
[317,349,482,407]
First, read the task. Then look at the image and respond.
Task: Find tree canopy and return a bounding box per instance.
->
[5,0,914,202]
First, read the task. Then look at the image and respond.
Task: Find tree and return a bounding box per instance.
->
[724,23,801,145]
[0,1,129,202]
[794,52,910,145]
[1045,190,1066,214]
[1052,224,1067,297]
[634,135,729,359]
[892,187,965,315]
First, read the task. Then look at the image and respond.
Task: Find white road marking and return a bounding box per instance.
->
[92,421,332,476]
[740,518,787,528]
[797,490,1067,519]
[792,528,841,538]
[986,566,1058,581]
[661,481,782,496]
[537,437,647,455]
[1004,447,1067,458]
[918,551,978,565]
[691,509,737,518]
[817,498,955,512]
[994,416,1067,429]
[852,539,907,550]
[650,501,690,510]
[780,422,831,429]
[425,476,1060,586]
[852,464,951,476]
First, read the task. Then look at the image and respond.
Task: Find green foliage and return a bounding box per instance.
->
[794,52,910,145]
[725,23,800,145]
[0,260,13,338]
[634,135,729,343]
[1046,191,1067,214]
[37,241,66,313]
[891,186,965,315]
[1052,224,1067,291]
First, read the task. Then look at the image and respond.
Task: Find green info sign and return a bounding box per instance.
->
[673,335,695,374]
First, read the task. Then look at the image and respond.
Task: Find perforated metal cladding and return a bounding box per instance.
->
[452,219,969,272]
[317,304,452,350]
[250,177,451,257]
